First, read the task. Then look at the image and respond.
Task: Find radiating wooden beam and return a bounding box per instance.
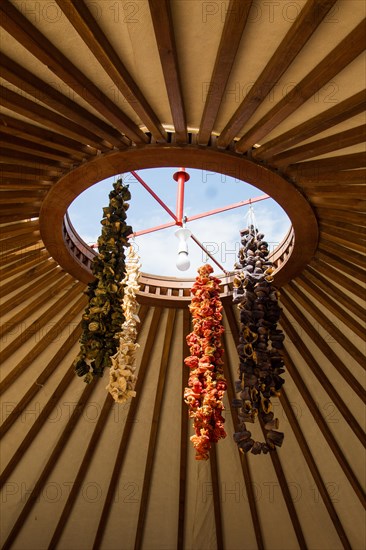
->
[1,86,110,151]
[272,125,366,168]
[56,0,167,142]
[0,273,71,339]
[286,281,366,367]
[0,259,56,298]
[296,272,365,339]
[317,248,366,283]
[178,307,190,550]
[148,0,187,143]
[281,289,365,399]
[209,444,224,550]
[0,114,94,159]
[134,309,176,549]
[198,0,252,145]
[279,309,365,446]
[0,219,39,238]
[1,380,98,550]
[316,207,365,228]
[310,256,366,300]
[286,152,366,178]
[0,294,87,396]
[0,133,77,164]
[217,0,339,149]
[259,417,307,549]
[296,168,366,185]
[0,248,48,281]
[223,303,265,549]
[92,307,162,550]
[319,225,366,254]
[0,322,82,438]
[48,305,149,549]
[280,389,352,549]
[234,19,366,152]
[0,52,126,148]
[282,349,366,508]
[253,90,366,159]
[0,231,41,254]
[312,196,366,211]
[0,0,148,143]
[0,281,83,364]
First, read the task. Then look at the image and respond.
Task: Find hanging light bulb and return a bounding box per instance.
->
[175,226,191,271]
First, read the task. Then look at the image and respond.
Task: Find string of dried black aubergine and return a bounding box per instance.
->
[232,225,285,454]
[73,179,132,383]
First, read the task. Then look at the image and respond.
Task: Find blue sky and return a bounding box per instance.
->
[68,167,290,277]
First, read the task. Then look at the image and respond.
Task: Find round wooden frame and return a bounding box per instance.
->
[40,142,318,304]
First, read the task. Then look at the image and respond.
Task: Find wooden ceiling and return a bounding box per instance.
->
[0,1,365,549]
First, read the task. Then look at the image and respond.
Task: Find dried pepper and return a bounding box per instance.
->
[184,264,227,460]
[232,226,285,454]
[73,179,132,382]
[107,245,141,402]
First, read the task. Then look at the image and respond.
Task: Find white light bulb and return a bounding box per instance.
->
[176,251,190,271]
[175,227,192,271]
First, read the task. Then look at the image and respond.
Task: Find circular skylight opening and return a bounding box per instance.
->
[68,167,291,278]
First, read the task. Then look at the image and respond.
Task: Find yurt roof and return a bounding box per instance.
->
[0,1,365,549]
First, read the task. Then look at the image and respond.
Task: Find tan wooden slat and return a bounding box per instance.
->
[296,272,365,338]
[0,366,76,489]
[217,0,338,148]
[286,281,366,367]
[0,272,71,338]
[223,303,265,549]
[198,0,252,145]
[47,304,149,549]
[280,311,366,447]
[0,86,111,151]
[234,20,366,151]
[0,248,47,279]
[296,168,366,185]
[0,133,78,164]
[0,259,56,298]
[0,293,87,396]
[0,219,39,238]
[309,257,366,300]
[0,322,82,438]
[0,0,149,144]
[306,185,365,198]
[0,231,41,254]
[280,389,352,549]
[178,308,190,550]
[320,241,366,270]
[92,307,161,550]
[259,417,308,549]
[280,295,366,410]
[253,91,366,160]
[134,309,176,550]
[316,207,366,227]
[272,126,366,167]
[0,52,126,148]
[1,380,98,550]
[319,229,366,254]
[311,196,366,211]
[0,281,83,364]
[148,0,187,143]
[0,114,93,159]
[282,349,366,508]
[286,152,366,178]
[209,444,224,550]
[0,242,43,268]
[318,245,366,275]
[56,0,167,142]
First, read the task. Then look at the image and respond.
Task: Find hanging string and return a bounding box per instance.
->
[245,199,258,235]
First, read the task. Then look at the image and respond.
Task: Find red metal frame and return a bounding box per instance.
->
[91,169,270,273]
